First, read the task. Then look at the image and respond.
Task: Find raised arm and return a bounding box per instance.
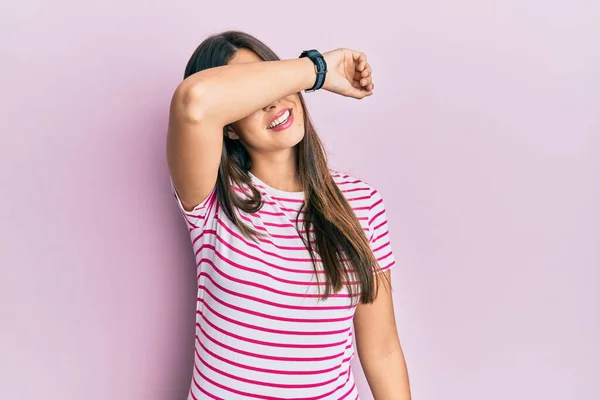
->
[166,58,316,210]
[167,48,374,210]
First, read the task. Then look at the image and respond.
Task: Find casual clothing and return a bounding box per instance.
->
[172,170,396,400]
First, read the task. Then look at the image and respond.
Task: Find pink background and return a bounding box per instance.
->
[1,1,599,399]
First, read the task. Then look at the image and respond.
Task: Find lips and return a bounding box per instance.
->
[268,109,292,130]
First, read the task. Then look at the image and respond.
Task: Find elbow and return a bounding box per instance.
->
[172,80,209,123]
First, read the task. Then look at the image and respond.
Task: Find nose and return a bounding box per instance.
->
[263,99,280,112]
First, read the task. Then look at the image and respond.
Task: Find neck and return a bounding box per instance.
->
[249,150,302,193]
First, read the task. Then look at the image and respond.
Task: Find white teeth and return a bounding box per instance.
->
[268,110,291,129]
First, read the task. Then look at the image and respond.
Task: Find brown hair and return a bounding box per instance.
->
[184,31,388,305]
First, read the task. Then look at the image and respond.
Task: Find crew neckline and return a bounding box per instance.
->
[248,171,305,199]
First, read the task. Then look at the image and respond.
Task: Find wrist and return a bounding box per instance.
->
[299,49,327,92]
[297,56,317,92]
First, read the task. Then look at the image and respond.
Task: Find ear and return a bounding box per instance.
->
[224,125,240,140]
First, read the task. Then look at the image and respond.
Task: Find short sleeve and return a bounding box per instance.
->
[368,189,396,274]
[170,179,218,231]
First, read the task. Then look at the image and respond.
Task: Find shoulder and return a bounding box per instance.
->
[329,169,386,210]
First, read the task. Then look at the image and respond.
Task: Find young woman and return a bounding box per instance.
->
[167,31,411,400]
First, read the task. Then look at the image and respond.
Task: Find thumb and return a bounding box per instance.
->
[346,85,373,99]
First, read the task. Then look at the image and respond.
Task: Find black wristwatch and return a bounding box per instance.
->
[299,49,327,92]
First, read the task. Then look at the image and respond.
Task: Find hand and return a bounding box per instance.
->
[322,48,374,99]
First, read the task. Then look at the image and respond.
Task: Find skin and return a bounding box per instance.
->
[167,45,411,399]
[355,271,411,399]
[226,49,306,192]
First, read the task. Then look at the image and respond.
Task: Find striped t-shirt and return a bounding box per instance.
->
[172,170,396,400]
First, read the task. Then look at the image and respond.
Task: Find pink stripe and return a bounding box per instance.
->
[191,373,224,400]
[237,215,369,238]
[192,364,354,400]
[200,284,354,323]
[198,299,352,335]
[190,373,222,400]
[233,185,252,195]
[197,257,358,299]
[192,228,318,267]
[341,187,370,194]
[216,216,309,251]
[261,219,306,228]
[200,246,331,286]
[369,197,383,211]
[242,216,310,231]
[195,353,346,389]
[174,191,200,229]
[250,182,268,191]
[373,230,389,243]
[249,183,306,205]
[271,196,304,203]
[262,200,305,212]
[198,310,351,349]
[372,219,386,231]
[263,207,306,215]
[258,209,288,217]
[238,214,312,239]
[368,208,385,226]
[337,381,357,400]
[225,198,368,218]
[196,325,347,361]
[200,243,356,285]
[200,272,354,311]
[379,259,395,272]
[346,195,370,202]
[372,240,391,253]
[175,194,210,220]
[336,179,361,185]
[178,188,218,227]
[203,192,218,226]
[376,250,393,263]
[196,237,314,270]
[195,341,342,375]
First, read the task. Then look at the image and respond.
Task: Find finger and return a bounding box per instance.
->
[353,52,367,72]
[359,57,367,72]
[359,77,372,87]
[361,64,371,78]
[348,84,374,99]
[357,89,374,99]
[356,78,374,92]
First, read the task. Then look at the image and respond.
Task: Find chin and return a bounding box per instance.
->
[276,133,304,150]
[288,126,306,145]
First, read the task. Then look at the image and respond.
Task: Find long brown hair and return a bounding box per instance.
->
[184,31,387,305]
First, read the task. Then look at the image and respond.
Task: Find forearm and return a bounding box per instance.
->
[360,347,411,400]
[176,58,315,125]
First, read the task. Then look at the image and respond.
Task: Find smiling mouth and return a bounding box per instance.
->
[268,109,292,129]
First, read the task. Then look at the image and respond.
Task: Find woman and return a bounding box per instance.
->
[167,30,411,399]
